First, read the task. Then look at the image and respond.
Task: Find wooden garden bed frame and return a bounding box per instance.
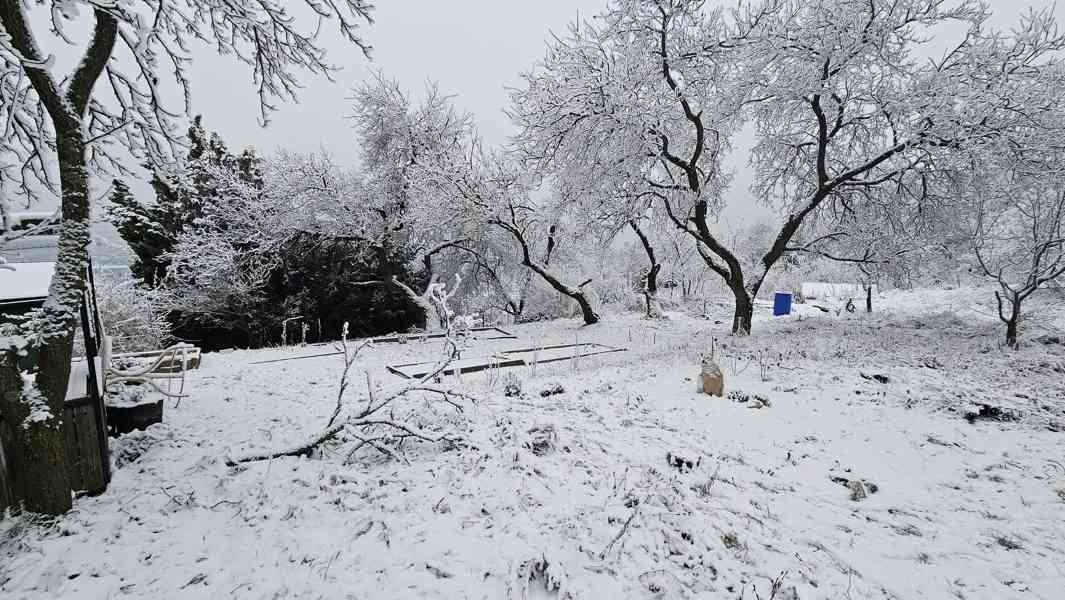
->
[250,327,518,366]
[369,326,517,344]
[384,342,628,379]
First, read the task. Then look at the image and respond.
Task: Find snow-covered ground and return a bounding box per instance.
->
[2,288,1064,599]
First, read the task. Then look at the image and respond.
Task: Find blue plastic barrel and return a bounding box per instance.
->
[773,292,792,316]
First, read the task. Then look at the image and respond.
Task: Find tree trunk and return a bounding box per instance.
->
[1004,301,1020,348]
[0,353,71,515]
[1,128,93,515]
[645,263,663,318]
[0,5,118,515]
[391,277,433,330]
[630,220,663,318]
[730,285,754,336]
[1005,317,1018,348]
[646,263,660,296]
[573,289,600,326]
[995,290,1021,349]
[865,285,873,313]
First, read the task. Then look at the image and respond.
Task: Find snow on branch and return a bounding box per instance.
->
[0,0,375,205]
[226,325,477,466]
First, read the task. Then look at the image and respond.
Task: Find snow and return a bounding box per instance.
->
[800,281,875,301]
[0,236,60,263]
[4,211,57,227]
[2,290,1064,599]
[0,334,31,355]
[0,261,54,302]
[18,370,53,428]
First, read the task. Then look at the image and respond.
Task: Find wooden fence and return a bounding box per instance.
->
[0,392,109,514]
[62,394,110,496]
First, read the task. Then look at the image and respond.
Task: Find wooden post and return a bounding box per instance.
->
[81,288,111,488]
[0,434,12,513]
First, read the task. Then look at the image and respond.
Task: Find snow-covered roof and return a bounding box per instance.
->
[8,211,57,222]
[0,261,54,302]
[1,235,59,262]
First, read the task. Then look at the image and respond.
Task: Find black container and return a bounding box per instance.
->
[106,399,163,437]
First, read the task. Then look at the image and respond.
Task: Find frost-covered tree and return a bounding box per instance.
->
[158,150,419,346]
[949,105,1065,347]
[465,159,603,325]
[511,0,1065,334]
[349,76,483,329]
[564,178,667,318]
[106,179,169,287]
[972,180,1065,347]
[433,146,603,325]
[0,0,373,515]
[93,278,171,353]
[159,155,284,343]
[422,148,588,325]
[351,77,604,325]
[779,171,968,296]
[510,0,752,330]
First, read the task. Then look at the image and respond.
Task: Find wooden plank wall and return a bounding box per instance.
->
[63,398,107,496]
[0,399,108,514]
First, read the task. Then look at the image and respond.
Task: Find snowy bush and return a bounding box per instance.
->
[94,279,172,353]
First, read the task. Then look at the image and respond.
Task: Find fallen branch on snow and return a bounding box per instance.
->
[225,324,477,466]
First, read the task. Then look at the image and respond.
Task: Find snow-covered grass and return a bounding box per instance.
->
[2,289,1064,599]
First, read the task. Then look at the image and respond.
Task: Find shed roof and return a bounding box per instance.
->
[0,261,54,302]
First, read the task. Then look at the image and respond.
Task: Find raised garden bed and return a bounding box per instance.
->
[106,383,164,437]
[385,343,627,379]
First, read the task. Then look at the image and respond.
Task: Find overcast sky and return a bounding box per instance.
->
[180,1,605,161]
[151,0,1065,226]
[181,0,1062,158]
[16,0,1065,228]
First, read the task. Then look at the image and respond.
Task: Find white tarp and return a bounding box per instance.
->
[0,261,55,301]
[800,281,876,300]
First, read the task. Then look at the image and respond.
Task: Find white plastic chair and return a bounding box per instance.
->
[106,341,196,405]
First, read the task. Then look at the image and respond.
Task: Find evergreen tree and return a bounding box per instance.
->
[106,180,171,287]
[108,116,265,287]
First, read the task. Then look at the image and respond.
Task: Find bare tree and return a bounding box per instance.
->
[491,200,600,325]
[0,0,374,514]
[969,160,1065,347]
[560,176,667,319]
